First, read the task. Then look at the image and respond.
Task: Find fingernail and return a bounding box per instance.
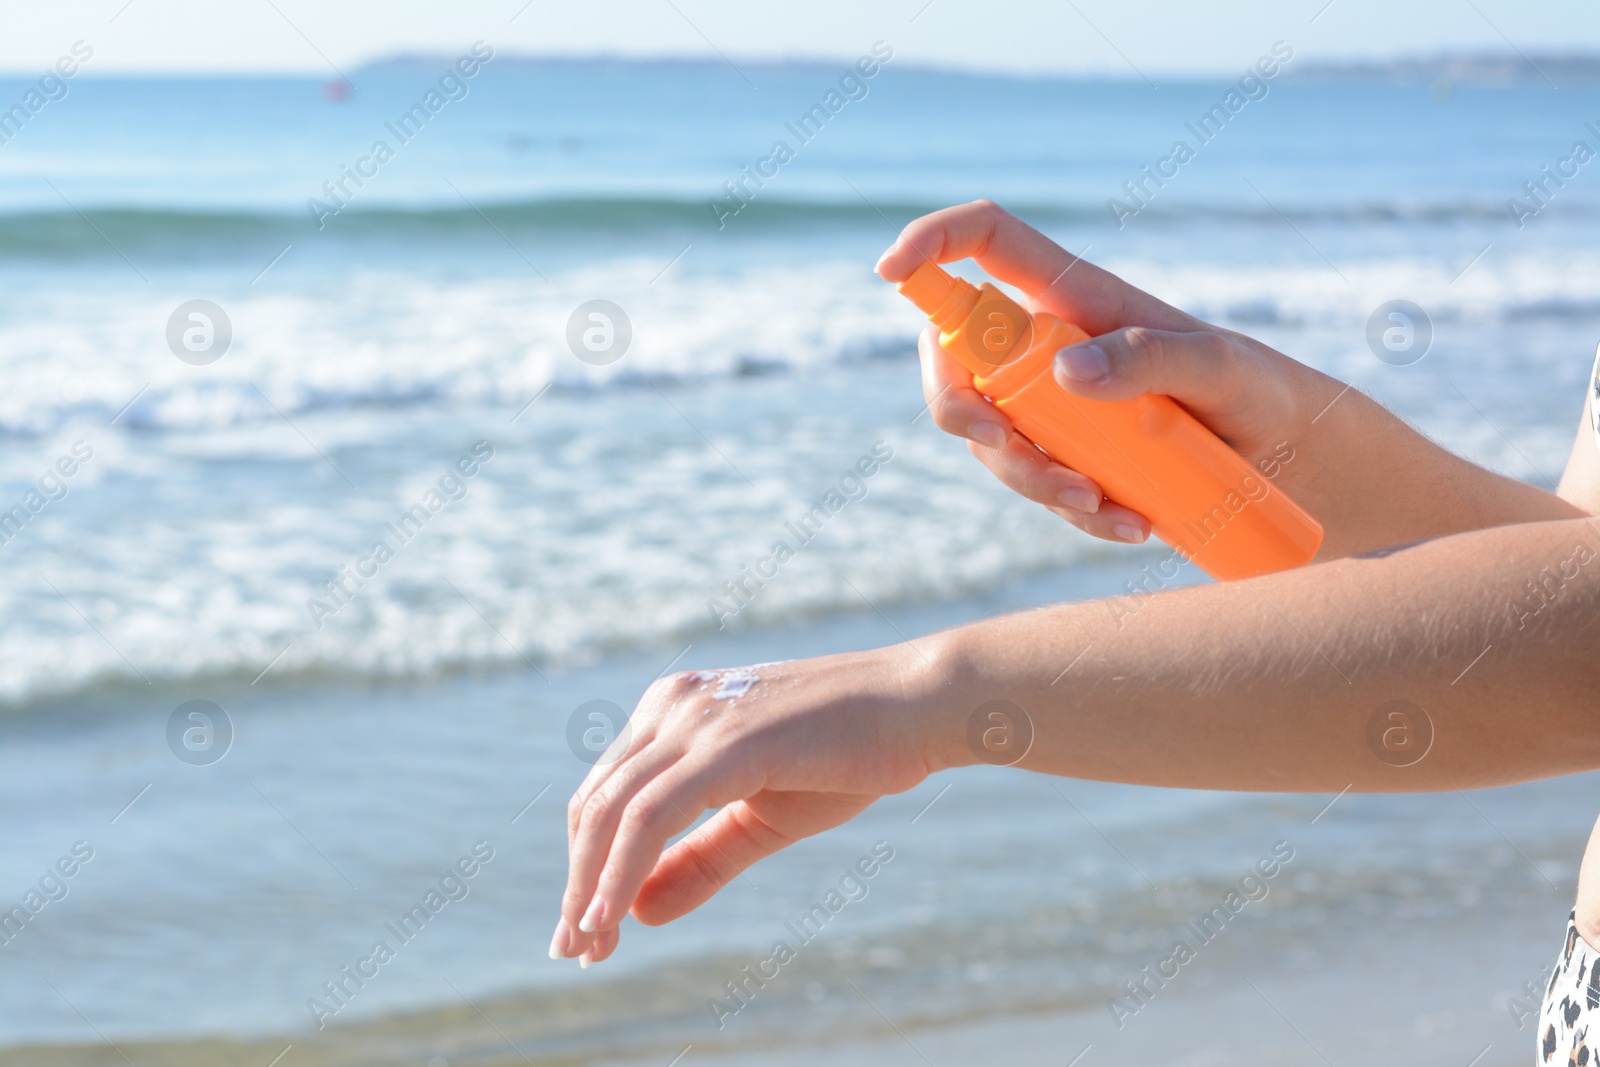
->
[1112,523,1147,544]
[1058,487,1100,513]
[578,899,603,934]
[1056,342,1110,384]
[967,420,1006,449]
[579,951,592,970]
[548,916,569,960]
[873,244,898,274]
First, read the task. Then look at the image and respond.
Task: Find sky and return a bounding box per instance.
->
[0,0,1594,77]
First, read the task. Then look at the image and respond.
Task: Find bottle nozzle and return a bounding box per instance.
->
[897,260,980,332]
[893,259,1035,372]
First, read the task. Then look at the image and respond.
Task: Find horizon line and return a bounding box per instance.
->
[0,46,1595,82]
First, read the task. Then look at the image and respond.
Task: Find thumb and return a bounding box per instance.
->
[1052,327,1248,412]
[629,800,782,926]
[631,791,871,926]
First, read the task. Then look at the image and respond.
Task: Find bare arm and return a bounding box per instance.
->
[921,513,1600,792]
[553,513,1600,965]
[1267,381,1583,557]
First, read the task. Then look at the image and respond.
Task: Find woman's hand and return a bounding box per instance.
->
[550,646,945,966]
[878,200,1347,550]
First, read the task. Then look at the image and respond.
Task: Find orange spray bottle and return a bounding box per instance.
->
[895,260,1322,580]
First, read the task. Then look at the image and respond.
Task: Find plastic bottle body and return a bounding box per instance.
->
[939,289,1322,580]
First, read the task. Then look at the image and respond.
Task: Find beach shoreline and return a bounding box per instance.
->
[2,888,1563,1067]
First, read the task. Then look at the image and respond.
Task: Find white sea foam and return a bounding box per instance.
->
[4,248,1600,438]
[0,259,909,437]
[0,249,1588,709]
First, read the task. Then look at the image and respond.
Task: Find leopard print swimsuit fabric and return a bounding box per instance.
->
[1541,912,1600,1063]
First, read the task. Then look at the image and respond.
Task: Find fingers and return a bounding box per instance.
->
[579,763,723,943]
[1054,327,1257,417]
[1048,495,1152,544]
[630,800,789,926]
[565,672,688,855]
[920,325,1143,534]
[919,326,1012,449]
[559,744,680,959]
[582,924,620,968]
[960,423,1103,515]
[634,789,881,927]
[573,802,779,966]
[560,738,758,963]
[876,200,1193,336]
[964,435,1150,542]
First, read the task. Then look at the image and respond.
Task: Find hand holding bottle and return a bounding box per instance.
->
[877,200,1347,562]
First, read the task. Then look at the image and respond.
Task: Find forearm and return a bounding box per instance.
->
[1279,364,1584,559]
[916,514,1600,792]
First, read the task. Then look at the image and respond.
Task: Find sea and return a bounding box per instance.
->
[2,48,1599,1066]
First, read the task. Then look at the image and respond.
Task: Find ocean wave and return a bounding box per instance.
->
[0,194,1584,260]
[5,248,1600,440]
[0,246,1587,710]
[0,424,1120,711]
[0,260,913,438]
[0,199,939,259]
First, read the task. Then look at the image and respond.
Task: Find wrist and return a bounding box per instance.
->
[1278,363,1569,554]
[885,626,987,774]
[1250,354,1381,556]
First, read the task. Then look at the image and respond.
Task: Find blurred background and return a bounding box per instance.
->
[3,2,1599,1064]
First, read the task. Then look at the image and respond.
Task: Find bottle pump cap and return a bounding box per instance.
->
[896,260,1033,373]
[897,260,969,322]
